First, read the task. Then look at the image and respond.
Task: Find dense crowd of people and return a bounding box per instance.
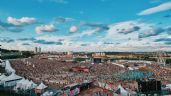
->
[9,55,171,94]
[147,64,171,84]
[10,56,126,90]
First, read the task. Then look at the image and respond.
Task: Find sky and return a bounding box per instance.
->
[0,0,171,52]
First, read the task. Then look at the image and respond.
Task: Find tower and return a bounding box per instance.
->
[35,47,38,54]
[38,47,41,53]
[155,51,166,66]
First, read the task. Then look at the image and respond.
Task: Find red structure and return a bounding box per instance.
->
[71,66,90,73]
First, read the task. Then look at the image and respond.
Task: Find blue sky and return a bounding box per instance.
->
[0,0,171,52]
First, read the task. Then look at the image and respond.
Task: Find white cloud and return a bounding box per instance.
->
[35,24,57,33]
[7,17,37,26]
[138,2,171,15]
[106,20,166,40]
[69,26,78,33]
[106,21,140,42]
[79,28,101,36]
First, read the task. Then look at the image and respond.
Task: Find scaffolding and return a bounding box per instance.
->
[155,51,166,66]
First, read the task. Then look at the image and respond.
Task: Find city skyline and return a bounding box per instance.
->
[0,0,171,52]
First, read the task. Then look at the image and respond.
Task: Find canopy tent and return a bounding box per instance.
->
[1,73,22,87]
[166,84,171,89]
[1,73,22,82]
[115,85,128,96]
[15,78,37,91]
[0,59,5,67]
[5,60,15,73]
[0,74,7,80]
[36,82,47,90]
[15,78,25,88]
[30,80,38,89]
[0,74,7,85]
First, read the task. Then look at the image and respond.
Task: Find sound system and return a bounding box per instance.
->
[138,80,161,93]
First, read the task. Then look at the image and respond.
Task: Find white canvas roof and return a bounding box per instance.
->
[0,74,7,80]
[5,60,16,73]
[117,85,128,96]
[2,73,22,82]
[16,79,37,90]
[166,84,171,89]
[36,82,47,90]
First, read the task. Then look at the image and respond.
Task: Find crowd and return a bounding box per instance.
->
[9,55,171,95]
[147,64,171,84]
[10,56,126,90]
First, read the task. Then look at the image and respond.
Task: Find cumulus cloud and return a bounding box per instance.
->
[107,20,166,39]
[0,20,23,32]
[138,2,171,15]
[107,21,141,36]
[83,22,109,31]
[139,27,165,38]
[7,17,37,26]
[79,28,101,36]
[35,24,57,33]
[69,26,78,33]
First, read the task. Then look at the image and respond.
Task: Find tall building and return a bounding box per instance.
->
[38,47,41,53]
[34,47,38,54]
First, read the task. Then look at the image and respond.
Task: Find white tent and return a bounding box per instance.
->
[117,85,128,96]
[30,80,37,89]
[16,78,25,89]
[0,59,5,67]
[21,79,30,90]
[5,60,15,73]
[0,74,7,85]
[15,79,37,90]
[166,84,171,89]
[0,74,7,80]
[1,73,22,87]
[36,82,47,90]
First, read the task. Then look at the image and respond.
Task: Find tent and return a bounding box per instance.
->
[5,60,15,73]
[0,59,5,67]
[36,82,47,90]
[35,82,47,94]
[1,73,22,87]
[115,85,128,96]
[15,78,25,89]
[166,84,171,89]
[15,79,37,91]
[0,74,7,85]
[0,74,7,80]
[30,80,37,89]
